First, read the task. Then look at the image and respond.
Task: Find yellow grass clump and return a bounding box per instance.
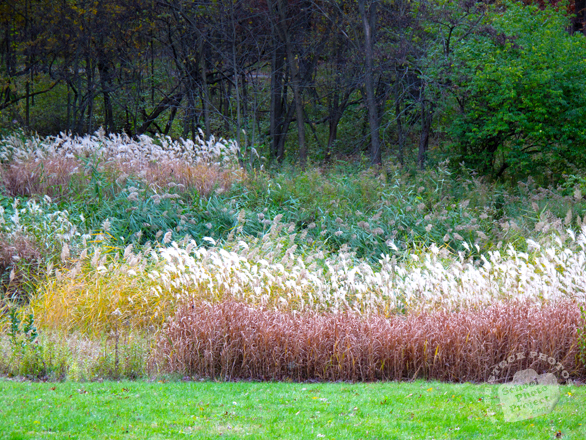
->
[31,246,175,335]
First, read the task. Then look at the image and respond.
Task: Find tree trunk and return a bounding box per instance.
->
[358,0,381,166]
[277,100,296,162]
[270,43,286,160]
[183,89,196,141]
[574,0,586,34]
[394,79,405,166]
[232,40,244,167]
[86,55,94,134]
[396,100,406,167]
[164,105,178,135]
[137,90,183,136]
[326,89,350,163]
[98,58,114,133]
[198,37,211,139]
[25,81,30,128]
[67,85,71,132]
[275,0,307,168]
[292,78,307,168]
[418,99,432,171]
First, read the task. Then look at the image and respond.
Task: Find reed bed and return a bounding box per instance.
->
[0,129,239,165]
[0,157,81,200]
[155,300,584,382]
[29,221,586,335]
[3,131,586,382]
[0,130,241,200]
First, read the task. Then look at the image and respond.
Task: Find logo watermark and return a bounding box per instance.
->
[483,351,573,423]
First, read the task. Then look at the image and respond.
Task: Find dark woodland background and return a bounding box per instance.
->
[2,0,586,180]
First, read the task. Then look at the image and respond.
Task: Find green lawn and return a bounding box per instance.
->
[0,379,583,439]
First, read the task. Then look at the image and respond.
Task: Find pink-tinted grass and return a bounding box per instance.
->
[155,301,585,382]
[0,233,43,301]
[0,157,240,199]
[113,160,241,198]
[0,158,81,199]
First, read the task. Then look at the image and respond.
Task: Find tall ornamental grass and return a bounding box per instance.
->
[155,300,584,382]
[232,164,586,260]
[3,131,586,381]
[0,129,242,201]
[31,217,586,334]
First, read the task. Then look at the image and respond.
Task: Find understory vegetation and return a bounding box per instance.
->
[0,131,585,387]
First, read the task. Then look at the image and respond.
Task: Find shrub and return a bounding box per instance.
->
[86,331,149,380]
[435,2,586,181]
[0,328,149,381]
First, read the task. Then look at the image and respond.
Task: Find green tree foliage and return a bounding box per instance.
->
[439,2,586,181]
[3,0,586,180]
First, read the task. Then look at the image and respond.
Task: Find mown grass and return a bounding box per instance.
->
[1,379,584,439]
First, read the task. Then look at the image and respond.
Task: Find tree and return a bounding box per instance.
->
[357,0,381,166]
[435,1,586,181]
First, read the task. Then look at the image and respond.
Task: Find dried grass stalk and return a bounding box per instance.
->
[155,301,585,382]
[0,158,80,199]
[1,157,241,200]
[0,233,43,301]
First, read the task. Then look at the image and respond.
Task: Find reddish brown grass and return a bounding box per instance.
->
[155,301,585,382]
[114,160,241,198]
[0,158,81,199]
[0,233,43,302]
[1,157,241,199]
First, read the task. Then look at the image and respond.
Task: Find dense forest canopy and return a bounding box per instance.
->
[1,0,585,181]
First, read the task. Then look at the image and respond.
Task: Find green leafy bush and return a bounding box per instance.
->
[439,2,586,181]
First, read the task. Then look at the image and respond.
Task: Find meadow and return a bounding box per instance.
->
[0,130,585,437]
